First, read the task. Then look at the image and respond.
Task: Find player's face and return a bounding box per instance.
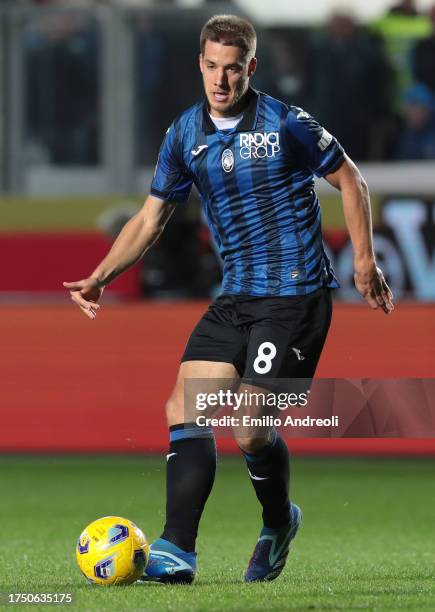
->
[199,40,257,118]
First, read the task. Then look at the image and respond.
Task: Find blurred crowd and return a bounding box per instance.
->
[3,0,434,298]
[5,0,435,164]
[261,0,435,161]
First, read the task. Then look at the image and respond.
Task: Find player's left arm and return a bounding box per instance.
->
[325,155,394,314]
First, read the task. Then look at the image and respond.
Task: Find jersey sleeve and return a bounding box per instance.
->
[283,108,345,177]
[150,122,193,203]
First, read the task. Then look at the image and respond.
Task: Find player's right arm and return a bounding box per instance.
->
[64,118,192,319]
[63,195,175,319]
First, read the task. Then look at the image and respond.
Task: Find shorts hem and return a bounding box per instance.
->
[180,355,243,376]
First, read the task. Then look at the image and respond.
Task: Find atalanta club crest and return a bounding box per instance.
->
[221,148,234,173]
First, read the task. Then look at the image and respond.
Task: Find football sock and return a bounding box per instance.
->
[161,423,216,552]
[241,430,291,529]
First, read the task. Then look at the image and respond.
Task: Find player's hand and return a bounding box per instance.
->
[354,263,394,314]
[63,277,104,320]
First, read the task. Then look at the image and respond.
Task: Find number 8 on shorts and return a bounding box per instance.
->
[253,342,277,375]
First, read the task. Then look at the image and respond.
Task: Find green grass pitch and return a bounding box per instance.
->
[1,455,434,611]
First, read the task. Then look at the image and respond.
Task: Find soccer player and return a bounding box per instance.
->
[64,15,394,584]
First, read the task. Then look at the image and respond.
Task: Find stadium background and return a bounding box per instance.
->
[0,0,435,612]
[1,0,434,455]
[0,2,434,609]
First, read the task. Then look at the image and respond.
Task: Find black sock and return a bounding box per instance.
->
[241,431,291,528]
[161,423,216,552]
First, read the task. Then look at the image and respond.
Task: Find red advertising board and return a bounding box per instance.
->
[1,302,434,455]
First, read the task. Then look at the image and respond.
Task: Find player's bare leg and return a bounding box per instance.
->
[165,360,238,426]
[143,360,238,584]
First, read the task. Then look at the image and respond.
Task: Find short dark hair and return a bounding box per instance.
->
[200,14,257,61]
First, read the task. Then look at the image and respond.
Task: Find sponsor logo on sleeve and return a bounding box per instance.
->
[317,128,333,151]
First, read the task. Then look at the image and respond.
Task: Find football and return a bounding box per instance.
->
[76,516,150,586]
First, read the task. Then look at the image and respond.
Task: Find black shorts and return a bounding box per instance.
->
[181,287,333,382]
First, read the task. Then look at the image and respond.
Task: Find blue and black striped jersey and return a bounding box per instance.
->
[151,88,344,296]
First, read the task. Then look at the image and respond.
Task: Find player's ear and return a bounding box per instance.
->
[248,56,257,77]
[199,53,204,74]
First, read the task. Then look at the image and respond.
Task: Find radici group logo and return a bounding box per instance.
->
[221,132,281,172]
[239,131,280,159]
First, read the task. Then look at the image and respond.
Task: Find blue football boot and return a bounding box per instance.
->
[244,502,302,582]
[142,538,196,584]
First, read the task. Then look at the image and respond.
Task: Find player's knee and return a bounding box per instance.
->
[237,435,270,454]
[165,396,184,427]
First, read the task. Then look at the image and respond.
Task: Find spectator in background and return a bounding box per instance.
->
[135,18,204,164]
[135,14,164,164]
[304,11,394,160]
[254,28,307,108]
[389,0,419,16]
[395,83,435,159]
[413,5,435,94]
[25,12,99,165]
[372,0,431,97]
